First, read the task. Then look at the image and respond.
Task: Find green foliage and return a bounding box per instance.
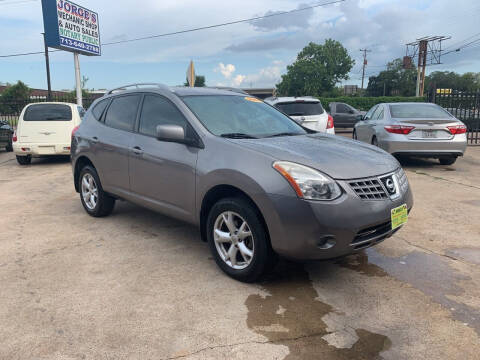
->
[319,96,427,112]
[184,75,206,87]
[425,71,480,92]
[367,59,417,97]
[0,81,31,114]
[276,40,354,97]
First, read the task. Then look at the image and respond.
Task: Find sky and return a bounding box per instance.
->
[0,0,479,91]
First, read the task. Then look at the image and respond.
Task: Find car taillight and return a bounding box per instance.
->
[384,125,415,135]
[12,130,17,142]
[327,114,334,129]
[447,124,467,135]
[71,125,80,139]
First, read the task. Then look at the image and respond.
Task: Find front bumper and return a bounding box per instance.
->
[380,134,467,157]
[262,174,414,260]
[13,143,71,156]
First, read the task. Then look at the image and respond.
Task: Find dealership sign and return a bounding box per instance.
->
[41,0,101,56]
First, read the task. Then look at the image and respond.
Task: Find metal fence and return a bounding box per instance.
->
[0,95,99,127]
[432,91,480,145]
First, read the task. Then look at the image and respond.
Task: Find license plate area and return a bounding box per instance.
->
[422,129,436,138]
[391,204,408,230]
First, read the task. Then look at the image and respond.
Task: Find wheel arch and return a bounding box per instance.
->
[74,156,96,193]
[199,184,271,246]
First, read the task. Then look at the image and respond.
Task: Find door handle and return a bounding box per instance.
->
[132,146,143,155]
[91,136,99,143]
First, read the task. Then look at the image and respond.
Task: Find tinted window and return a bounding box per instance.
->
[336,103,351,113]
[370,106,383,120]
[139,95,187,136]
[275,102,324,116]
[92,99,109,120]
[364,105,377,120]
[389,104,453,118]
[374,109,384,120]
[182,95,306,138]
[24,104,72,121]
[104,95,141,131]
[77,106,86,119]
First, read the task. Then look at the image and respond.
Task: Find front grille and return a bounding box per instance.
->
[351,220,398,250]
[348,178,388,200]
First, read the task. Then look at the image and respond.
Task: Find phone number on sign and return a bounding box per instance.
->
[60,37,100,54]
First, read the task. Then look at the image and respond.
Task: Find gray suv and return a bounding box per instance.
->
[71,84,413,282]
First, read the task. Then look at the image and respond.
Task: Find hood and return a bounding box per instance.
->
[232,134,399,180]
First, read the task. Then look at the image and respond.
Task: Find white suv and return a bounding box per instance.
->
[265,97,334,134]
[13,102,84,165]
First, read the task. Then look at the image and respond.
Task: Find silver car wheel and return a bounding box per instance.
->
[213,211,254,270]
[81,173,98,210]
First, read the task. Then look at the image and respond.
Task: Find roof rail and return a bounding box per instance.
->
[105,83,170,95]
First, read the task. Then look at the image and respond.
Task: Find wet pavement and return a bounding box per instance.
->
[0,146,479,359]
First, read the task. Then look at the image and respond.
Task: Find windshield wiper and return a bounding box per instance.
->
[220,133,258,139]
[266,132,302,138]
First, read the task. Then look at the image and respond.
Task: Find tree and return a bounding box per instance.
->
[0,81,31,114]
[276,40,354,97]
[366,59,417,97]
[425,71,480,92]
[184,75,206,87]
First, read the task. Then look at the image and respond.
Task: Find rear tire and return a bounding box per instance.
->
[371,136,378,147]
[16,155,31,165]
[352,130,357,140]
[439,157,457,165]
[206,197,276,282]
[79,165,115,217]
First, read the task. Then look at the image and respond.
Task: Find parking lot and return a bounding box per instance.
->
[1,146,479,359]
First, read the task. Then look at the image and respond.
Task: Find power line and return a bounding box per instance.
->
[0,0,346,58]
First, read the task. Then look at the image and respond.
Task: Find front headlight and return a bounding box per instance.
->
[273,161,342,201]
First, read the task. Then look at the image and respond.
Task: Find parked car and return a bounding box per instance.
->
[13,102,85,165]
[72,84,412,282]
[265,97,334,134]
[353,102,467,165]
[329,102,365,128]
[0,120,14,152]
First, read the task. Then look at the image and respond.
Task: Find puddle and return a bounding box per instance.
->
[447,247,480,265]
[245,261,391,359]
[342,249,480,336]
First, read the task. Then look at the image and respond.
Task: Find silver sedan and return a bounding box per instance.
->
[353,102,467,165]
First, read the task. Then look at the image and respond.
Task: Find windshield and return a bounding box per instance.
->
[275,102,324,116]
[24,104,72,121]
[389,104,452,119]
[181,95,307,138]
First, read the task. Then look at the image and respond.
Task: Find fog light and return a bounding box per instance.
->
[316,235,336,250]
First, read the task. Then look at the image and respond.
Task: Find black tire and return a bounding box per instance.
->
[206,197,276,282]
[16,155,31,165]
[352,130,357,140]
[439,157,457,165]
[371,136,378,146]
[78,165,115,217]
[5,140,13,152]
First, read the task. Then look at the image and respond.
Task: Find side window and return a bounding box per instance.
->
[370,106,383,120]
[92,99,109,120]
[336,103,350,113]
[139,95,187,137]
[375,109,384,120]
[364,106,377,120]
[104,95,141,132]
[77,106,86,119]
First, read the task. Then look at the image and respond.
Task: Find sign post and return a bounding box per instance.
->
[187,60,195,87]
[41,0,101,105]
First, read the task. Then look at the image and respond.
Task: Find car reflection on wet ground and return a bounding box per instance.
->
[0,147,479,359]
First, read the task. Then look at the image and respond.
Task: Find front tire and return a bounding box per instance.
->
[79,165,115,217]
[16,155,31,165]
[439,157,457,165]
[206,197,275,282]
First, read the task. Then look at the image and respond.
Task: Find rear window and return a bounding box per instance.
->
[24,104,72,121]
[275,102,324,116]
[389,104,452,119]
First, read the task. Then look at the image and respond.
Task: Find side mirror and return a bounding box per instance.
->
[156,124,203,148]
[356,114,364,122]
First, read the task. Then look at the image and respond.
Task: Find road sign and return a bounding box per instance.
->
[187,60,195,87]
[41,0,101,56]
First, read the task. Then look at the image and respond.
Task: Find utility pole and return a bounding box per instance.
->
[74,53,82,107]
[42,33,52,101]
[360,48,371,91]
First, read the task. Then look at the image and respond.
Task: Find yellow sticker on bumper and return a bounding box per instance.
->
[391,204,408,230]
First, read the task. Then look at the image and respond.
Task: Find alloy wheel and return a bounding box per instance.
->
[81,173,98,210]
[213,211,255,270]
